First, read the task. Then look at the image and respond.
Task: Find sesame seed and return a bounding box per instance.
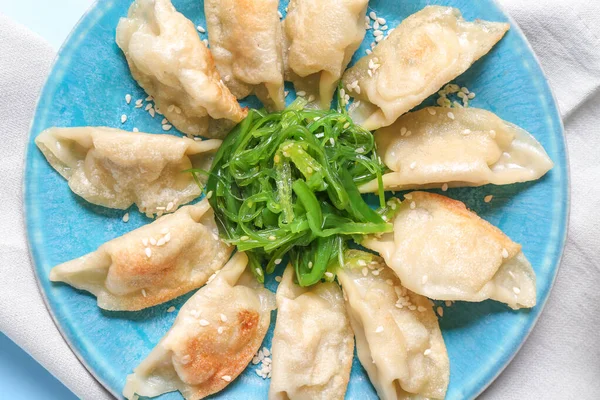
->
[373,30,383,37]
[164,232,171,242]
[424,349,432,356]
[484,195,493,203]
[410,161,417,169]
[502,248,509,258]
[447,112,455,120]
[442,183,449,192]
[468,92,476,99]
[150,237,157,246]
[296,90,306,97]
[220,313,228,322]
[437,306,444,317]
[149,108,156,117]
[329,138,335,146]
[167,306,175,313]
[445,300,453,307]
[255,268,262,276]
[357,259,367,267]
[513,287,521,294]
[278,10,283,18]
[145,248,152,258]
[162,124,172,131]
[307,261,313,269]
[121,114,127,124]
[199,319,210,326]
[343,122,351,129]
[489,129,496,138]
[141,289,147,297]
[366,49,372,55]
[375,326,384,333]
[381,25,388,30]
[156,206,166,210]
[373,21,380,30]
[206,190,213,199]
[218,326,224,334]
[275,276,282,282]
[132,127,139,132]
[145,95,153,101]
[166,202,174,211]
[122,213,129,223]
[221,375,232,382]
[375,35,383,42]
[145,103,152,111]
[400,127,407,135]
[417,306,427,312]
[356,147,365,153]
[203,39,209,46]
[372,270,380,276]
[462,129,471,135]
[125,94,132,104]
[284,90,289,97]
[408,305,417,311]
[410,201,416,209]
[308,95,315,102]
[324,272,334,279]
[422,275,428,284]
[197,25,205,33]
[142,238,149,246]
[427,108,436,115]
[377,17,386,24]
[161,118,168,124]
[369,11,377,20]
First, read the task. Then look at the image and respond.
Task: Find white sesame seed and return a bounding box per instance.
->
[442,183,449,192]
[357,259,367,267]
[489,129,496,138]
[145,95,153,101]
[221,375,232,382]
[356,147,365,154]
[199,319,210,326]
[424,349,432,356]
[206,191,214,199]
[203,39,209,46]
[404,193,413,200]
[149,108,156,117]
[373,21,380,30]
[220,313,228,322]
[133,127,139,132]
[145,103,153,111]
[468,92,476,99]
[197,25,205,33]
[375,326,384,333]
[156,206,166,210]
[373,30,383,37]
[142,238,148,246]
[141,289,147,297]
[125,94,132,104]
[329,138,335,146]
[375,35,383,42]
[422,275,428,284]
[502,248,509,258]
[145,247,152,258]
[217,326,224,334]
[164,232,171,242]
[296,90,306,97]
[462,129,471,135]
[275,258,282,265]
[324,272,334,279]
[381,25,388,30]
[400,127,407,135]
[343,122,351,129]
[410,201,416,209]
[484,195,493,203]
[161,118,168,124]
[372,270,380,276]
[366,49,372,55]
[308,261,313,269]
[166,202,174,211]
[121,114,127,124]
[278,10,283,18]
[255,267,262,276]
[308,95,315,102]
[410,161,417,169]
[369,11,377,20]
[162,124,172,131]
[150,237,157,246]
[167,306,175,313]
[284,91,289,97]
[447,112,455,120]
[362,267,368,277]
[513,287,521,294]
[275,276,282,282]
[408,305,417,311]
[437,306,444,317]
[427,108,436,115]
[122,213,129,223]
[417,306,427,312]
[377,17,386,24]
[445,300,453,307]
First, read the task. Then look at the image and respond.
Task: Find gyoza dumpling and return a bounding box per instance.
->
[342,6,509,130]
[359,107,553,193]
[205,0,285,111]
[123,252,276,400]
[337,250,449,400]
[50,199,233,311]
[116,0,247,138]
[284,0,368,109]
[363,192,537,309]
[269,265,354,400]
[36,127,220,216]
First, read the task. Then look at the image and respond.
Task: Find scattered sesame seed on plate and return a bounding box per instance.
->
[199,319,210,326]
[278,10,283,19]
[369,11,377,20]
[122,213,129,223]
[141,289,147,297]
[377,17,386,24]
[424,348,432,356]
[221,375,232,382]
[275,276,282,282]
[218,327,224,334]
[167,306,175,313]
[513,287,521,294]
[145,247,152,258]
[150,237,157,246]
[125,94,132,104]
[120,114,127,123]
[132,127,139,132]
[410,201,416,209]
[484,195,493,203]
[296,90,306,97]
[447,111,455,120]
[441,183,449,191]
[197,25,205,33]
[437,306,444,317]
[162,124,172,131]
[421,275,428,284]
[375,326,384,333]
[502,248,509,258]
[149,108,156,117]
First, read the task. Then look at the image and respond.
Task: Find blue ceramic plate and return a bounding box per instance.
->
[24,0,569,399]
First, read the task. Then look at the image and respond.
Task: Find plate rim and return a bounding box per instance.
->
[22,0,571,399]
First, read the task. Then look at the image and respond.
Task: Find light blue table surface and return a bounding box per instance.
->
[1,1,93,398]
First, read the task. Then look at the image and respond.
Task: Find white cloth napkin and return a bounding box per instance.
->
[0,1,598,398]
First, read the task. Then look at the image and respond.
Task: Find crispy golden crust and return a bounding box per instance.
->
[408,191,521,257]
[185,310,267,400]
